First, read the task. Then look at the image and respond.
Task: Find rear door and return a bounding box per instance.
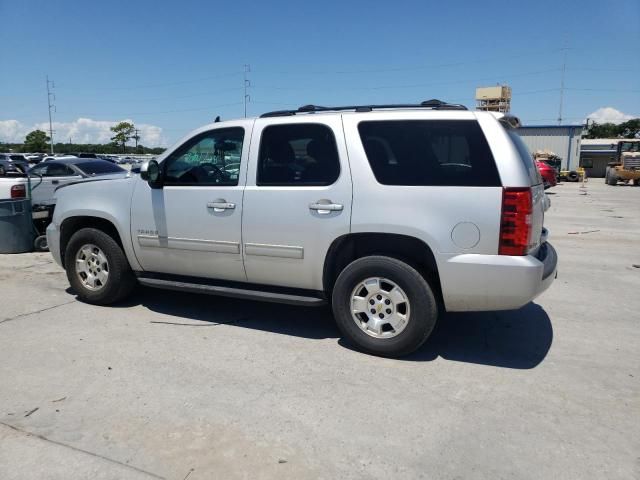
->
[242,116,352,291]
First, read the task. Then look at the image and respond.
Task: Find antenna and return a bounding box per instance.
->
[243,64,251,118]
[558,46,568,125]
[46,75,55,154]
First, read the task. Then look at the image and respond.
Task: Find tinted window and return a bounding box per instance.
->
[257,123,340,186]
[31,163,76,177]
[358,120,500,187]
[164,128,244,186]
[508,131,542,185]
[75,161,124,175]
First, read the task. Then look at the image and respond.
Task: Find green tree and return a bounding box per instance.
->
[584,122,619,139]
[585,119,640,139]
[23,129,50,152]
[618,119,640,139]
[110,121,135,153]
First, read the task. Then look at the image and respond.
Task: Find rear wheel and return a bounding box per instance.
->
[634,179,640,186]
[331,256,438,357]
[64,228,136,305]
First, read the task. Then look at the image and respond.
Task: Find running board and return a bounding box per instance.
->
[137,277,326,307]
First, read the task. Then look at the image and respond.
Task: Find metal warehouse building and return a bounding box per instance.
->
[579,139,620,178]
[516,125,584,171]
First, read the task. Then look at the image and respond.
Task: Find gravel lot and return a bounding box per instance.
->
[1,179,638,480]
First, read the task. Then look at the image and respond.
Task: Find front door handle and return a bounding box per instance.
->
[309,200,343,214]
[51,180,59,185]
[207,200,235,213]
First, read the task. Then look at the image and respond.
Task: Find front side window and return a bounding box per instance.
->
[257,123,340,186]
[164,127,244,186]
[358,120,501,187]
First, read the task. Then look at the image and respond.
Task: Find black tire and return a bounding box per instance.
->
[634,179,640,186]
[64,227,136,305]
[606,169,618,186]
[331,256,438,357]
[34,235,49,252]
[567,171,580,182]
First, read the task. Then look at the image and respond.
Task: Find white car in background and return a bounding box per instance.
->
[29,158,128,205]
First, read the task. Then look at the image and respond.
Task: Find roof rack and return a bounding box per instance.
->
[259,99,467,118]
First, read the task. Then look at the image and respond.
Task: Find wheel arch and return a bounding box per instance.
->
[323,232,443,305]
[59,215,128,266]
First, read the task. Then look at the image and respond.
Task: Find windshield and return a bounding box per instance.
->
[75,161,125,175]
[620,142,640,152]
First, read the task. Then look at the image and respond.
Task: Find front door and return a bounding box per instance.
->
[130,123,250,281]
[242,117,352,291]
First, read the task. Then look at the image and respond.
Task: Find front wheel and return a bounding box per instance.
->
[64,228,136,305]
[331,256,438,357]
[606,169,618,186]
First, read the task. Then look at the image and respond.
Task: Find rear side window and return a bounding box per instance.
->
[257,123,340,186]
[508,130,542,185]
[31,163,76,177]
[358,120,501,187]
[76,161,125,175]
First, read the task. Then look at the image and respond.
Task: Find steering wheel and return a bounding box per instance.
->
[194,163,225,182]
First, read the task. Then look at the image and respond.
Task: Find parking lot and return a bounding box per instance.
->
[0,179,638,479]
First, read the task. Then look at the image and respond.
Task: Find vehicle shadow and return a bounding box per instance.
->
[398,303,553,369]
[96,287,553,369]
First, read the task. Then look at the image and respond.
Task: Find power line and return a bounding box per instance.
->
[62,102,244,119]
[56,71,244,92]
[74,86,244,105]
[268,48,568,76]
[252,67,563,92]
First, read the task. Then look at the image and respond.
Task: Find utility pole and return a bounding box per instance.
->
[133,128,140,151]
[243,64,251,118]
[558,47,567,125]
[46,75,55,154]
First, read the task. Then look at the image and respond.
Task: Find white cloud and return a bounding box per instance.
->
[0,118,166,147]
[586,107,636,125]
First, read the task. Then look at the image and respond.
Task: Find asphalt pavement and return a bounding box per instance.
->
[1,179,638,479]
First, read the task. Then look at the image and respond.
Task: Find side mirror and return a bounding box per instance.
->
[139,160,163,188]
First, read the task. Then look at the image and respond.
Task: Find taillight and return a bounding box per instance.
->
[10,184,26,199]
[499,187,532,256]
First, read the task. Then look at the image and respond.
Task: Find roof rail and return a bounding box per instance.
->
[259,99,467,118]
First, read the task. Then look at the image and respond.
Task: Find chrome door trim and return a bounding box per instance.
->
[137,235,240,254]
[244,243,304,259]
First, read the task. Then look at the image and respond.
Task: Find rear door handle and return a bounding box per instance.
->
[207,200,235,213]
[51,180,59,185]
[309,201,343,214]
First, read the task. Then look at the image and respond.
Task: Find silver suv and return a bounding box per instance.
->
[47,100,557,357]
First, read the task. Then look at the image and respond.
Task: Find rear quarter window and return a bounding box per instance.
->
[358,120,501,186]
[76,161,125,175]
[508,130,542,185]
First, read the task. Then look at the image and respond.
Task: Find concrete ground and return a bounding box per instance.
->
[1,179,638,480]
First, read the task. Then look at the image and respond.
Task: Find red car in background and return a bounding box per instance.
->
[536,160,557,189]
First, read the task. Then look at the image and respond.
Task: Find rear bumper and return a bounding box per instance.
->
[46,221,63,268]
[439,242,558,312]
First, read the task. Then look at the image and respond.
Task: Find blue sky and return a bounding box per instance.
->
[1,0,638,147]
